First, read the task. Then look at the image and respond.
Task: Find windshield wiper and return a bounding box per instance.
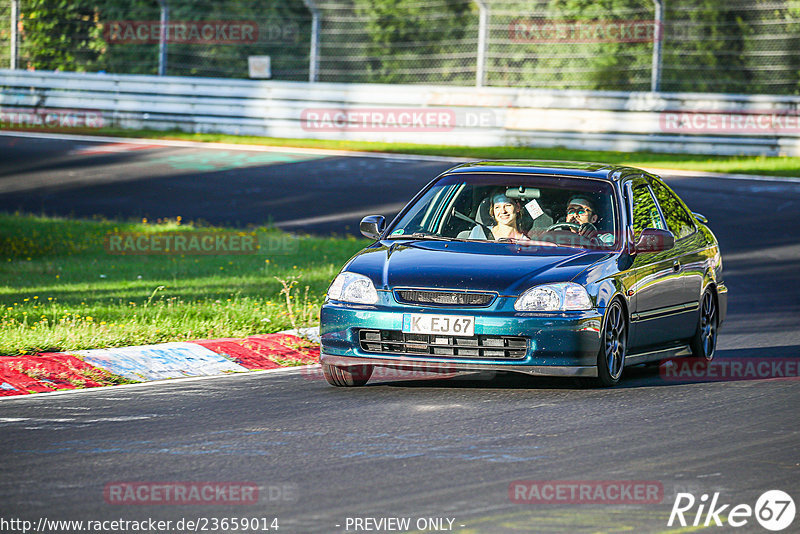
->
[387,232,463,242]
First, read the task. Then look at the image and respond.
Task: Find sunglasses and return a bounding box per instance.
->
[567,205,592,216]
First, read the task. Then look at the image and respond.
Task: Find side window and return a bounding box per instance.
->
[439,185,475,236]
[391,185,449,235]
[649,179,696,240]
[631,184,665,240]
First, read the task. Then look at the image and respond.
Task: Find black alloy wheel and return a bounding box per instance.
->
[596,299,627,387]
[691,290,717,361]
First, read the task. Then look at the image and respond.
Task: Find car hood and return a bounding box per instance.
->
[345,240,612,295]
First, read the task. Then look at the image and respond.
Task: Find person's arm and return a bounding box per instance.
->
[577,222,598,238]
[596,232,615,246]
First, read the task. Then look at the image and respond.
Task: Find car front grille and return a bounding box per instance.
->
[394,289,494,307]
[359,329,527,359]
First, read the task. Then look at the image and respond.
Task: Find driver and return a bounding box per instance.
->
[563,196,615,246]
[565,196,600,238]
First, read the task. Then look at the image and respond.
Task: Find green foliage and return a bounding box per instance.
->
[661,0,749,93]
[6,0,800,92]
[738,0,800,94]
[19,0,105,71]
[144,0,311,79]
[0,2,10,68]
[0,213,364,355]
[493,0,655,90]
[17,0,312,78]
[352,0,476,84]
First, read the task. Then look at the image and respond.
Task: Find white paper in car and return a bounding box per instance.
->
[524,199,545,220]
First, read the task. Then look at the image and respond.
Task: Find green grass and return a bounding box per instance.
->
[0,213,364,356]
[36,126,800,178]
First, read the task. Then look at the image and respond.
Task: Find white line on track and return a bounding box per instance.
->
[0,130,469,163]
[3,130,799,182]
[0,364,318,403]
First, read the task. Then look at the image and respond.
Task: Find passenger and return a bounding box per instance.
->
[471,193,529,241]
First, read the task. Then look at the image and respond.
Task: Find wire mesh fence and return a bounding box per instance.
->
[1,0,799,94]
[0,0,10,70]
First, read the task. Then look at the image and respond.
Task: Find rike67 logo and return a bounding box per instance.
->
[668,490,795,531]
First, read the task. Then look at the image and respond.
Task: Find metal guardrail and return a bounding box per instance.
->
[1,69,799,156]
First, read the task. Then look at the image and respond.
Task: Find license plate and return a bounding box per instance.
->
[402,314,475,336]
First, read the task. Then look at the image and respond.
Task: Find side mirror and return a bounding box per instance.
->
[692,212,708,223]
[360,215,386,240]
[635,228,675,253]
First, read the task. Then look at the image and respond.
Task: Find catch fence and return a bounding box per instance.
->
[1,0,799,94]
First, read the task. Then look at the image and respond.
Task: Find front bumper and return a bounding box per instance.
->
[320,298,604,378]
[320,353,598,377]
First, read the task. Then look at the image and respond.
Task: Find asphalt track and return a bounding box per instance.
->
[0,133,455,234]
[1,133,799,533]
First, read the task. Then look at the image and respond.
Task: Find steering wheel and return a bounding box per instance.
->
[545,222,580,232]
[539,221,595,246]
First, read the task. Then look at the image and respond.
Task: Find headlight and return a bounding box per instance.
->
[514,282,592,311]
[327,272,378,304]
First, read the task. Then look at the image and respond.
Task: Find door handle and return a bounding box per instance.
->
[673,260,681,272]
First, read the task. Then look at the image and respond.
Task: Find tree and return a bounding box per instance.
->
[661,0,749,93]
[19,0,104,72]
[353,0,476,84]
[739,0,800,94]
[489,0,655,90]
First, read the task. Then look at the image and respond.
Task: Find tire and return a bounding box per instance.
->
[322,362,373,387]
[594,299,628,387]
[690,289,718,361]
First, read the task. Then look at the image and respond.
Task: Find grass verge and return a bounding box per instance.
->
[0,213,364,356]
[7,126,800,177]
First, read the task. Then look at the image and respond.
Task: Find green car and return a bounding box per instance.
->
[320,161,727,387]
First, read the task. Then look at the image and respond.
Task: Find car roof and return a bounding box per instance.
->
[442,160,646,182]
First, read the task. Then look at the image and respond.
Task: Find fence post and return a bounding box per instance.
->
[302,0,320,82]
[651,0,664,92]
[10,0,18,69]
[158,0,169,76]
[475,0,488,87]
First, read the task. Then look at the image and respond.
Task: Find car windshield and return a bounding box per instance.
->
[387,173,619,249]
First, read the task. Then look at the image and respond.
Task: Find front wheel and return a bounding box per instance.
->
[322,362,373,387]
[594,300,627,387]
[690,290,717,361]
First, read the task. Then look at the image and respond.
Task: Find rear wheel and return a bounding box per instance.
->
[690,290,717,361]
[594,299,627,387]
[322,362,373,387]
